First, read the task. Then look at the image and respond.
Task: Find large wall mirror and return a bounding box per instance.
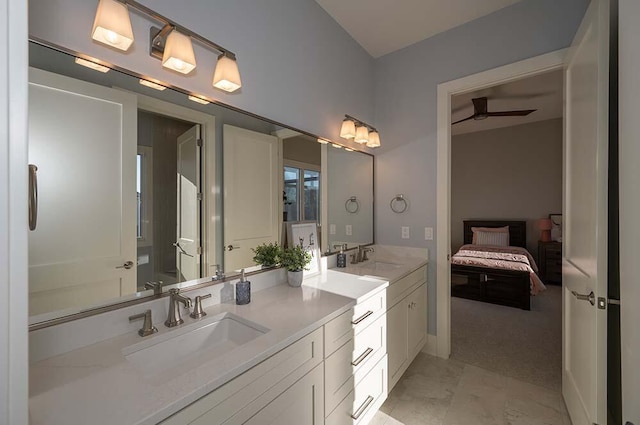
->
[27,40,374,325]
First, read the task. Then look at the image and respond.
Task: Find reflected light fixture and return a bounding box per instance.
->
[339,114,381,148]
[213,52,242,92]
[91,0,134,51]
[188,95,210,105]
[75,57,110,73]
[139,79,167,91]
[345,148,354,152]
[162,29,197,74]
[317,138,329,144]
[331,143,343,149]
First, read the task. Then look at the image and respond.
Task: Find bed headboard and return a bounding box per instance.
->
[463,220,527,248]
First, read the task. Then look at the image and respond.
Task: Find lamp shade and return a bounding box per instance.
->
[212,54,242,92]
[91,0,134,51]
[354,125,369,144]
[162,30,197,74]
[366,130,381,148]
[538,218,553,230]
[340,119,356,139]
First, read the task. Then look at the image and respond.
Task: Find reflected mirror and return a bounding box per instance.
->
[28,40,374,323]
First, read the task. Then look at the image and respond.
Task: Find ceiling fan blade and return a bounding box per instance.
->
[452,115,475,125]
[487,109,537,117]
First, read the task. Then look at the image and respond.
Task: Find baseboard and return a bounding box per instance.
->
[421,333,438,356]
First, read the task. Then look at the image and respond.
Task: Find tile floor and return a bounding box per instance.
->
[370,353,571,425]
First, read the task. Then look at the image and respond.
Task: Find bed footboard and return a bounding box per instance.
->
[451,264,531,310]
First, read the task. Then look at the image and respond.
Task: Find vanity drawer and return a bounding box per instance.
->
[161,327,323,425]
[325,355,388,425]
[387,266,426,307]
[324,289,386,357]
[325,315,387,414]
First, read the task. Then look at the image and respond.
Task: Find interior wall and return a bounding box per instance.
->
[373,0,589,334]
[283,136,321,166]
[451,119,563,259]
[28,0,375,147]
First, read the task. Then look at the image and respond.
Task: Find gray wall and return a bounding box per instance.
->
[373,0,589,334]
[29,0,375,147]
[451,119,563,260]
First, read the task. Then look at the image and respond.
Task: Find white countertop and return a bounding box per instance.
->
[29,272,388,425]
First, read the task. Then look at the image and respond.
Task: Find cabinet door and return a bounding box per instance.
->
[386,300,408,389]
[408,283,428,359]
[242,364,324,425]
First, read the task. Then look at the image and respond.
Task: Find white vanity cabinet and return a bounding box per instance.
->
[386,266,428,391]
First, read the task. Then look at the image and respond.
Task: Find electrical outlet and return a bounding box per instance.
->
[401,226,410,239]
[346,225,353,236]
[424,227,434,240]
[329,224,336,235]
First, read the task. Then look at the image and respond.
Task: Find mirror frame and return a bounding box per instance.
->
[27,37,375,330]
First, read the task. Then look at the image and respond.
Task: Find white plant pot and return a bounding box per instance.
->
[287,270,303,287]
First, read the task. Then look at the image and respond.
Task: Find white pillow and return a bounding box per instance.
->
[474,231,509,246]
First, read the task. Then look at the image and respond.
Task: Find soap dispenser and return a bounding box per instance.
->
[236,269,251,305]
[335,244,347,268]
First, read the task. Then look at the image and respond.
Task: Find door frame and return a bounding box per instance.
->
[134,94,217,279]
[435,49,567,358]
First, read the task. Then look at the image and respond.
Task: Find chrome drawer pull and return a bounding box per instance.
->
[351,395,374,420]
[351,347,374,367]
[351,310,373,325]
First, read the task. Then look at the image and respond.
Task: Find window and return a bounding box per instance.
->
[283,162,320,223]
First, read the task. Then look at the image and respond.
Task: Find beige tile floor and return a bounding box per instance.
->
[370,353,571,425]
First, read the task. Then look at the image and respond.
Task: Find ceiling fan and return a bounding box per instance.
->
[452,97,536,125]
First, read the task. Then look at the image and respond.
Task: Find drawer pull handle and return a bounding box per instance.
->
[351,347,374,367]
[351,310,373,325]
[351,395,374,420]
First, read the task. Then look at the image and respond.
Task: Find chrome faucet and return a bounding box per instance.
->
[129,309,158,337]
[165,288,192,327]
[144,280,164,295]
[351,245,375,264]
[212,264,225,281]
[361,246,374,262]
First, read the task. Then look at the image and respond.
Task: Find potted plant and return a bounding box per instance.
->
[251,242,281,268]
[280,245,312,287]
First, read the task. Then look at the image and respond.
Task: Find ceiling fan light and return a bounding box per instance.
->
[162,30,197,74]
[366,131,381,148]
[354,125,369,144]
[91,0,134,51]
[340,119,356,139]
[213,53,242,92]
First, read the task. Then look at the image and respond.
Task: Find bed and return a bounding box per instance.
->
[450,220,545,310]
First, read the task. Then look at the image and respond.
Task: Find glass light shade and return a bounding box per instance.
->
[75,57,110,73]
[91,0,134,51]
[366,131,381,148]
[162,30,197,74]
[355,125,369,144]
[139,79,167,91]
[213,54,242,92]
[188,95,210,105]
[340,119,356,139]
[331,143,343,149]
[317,138,329,144]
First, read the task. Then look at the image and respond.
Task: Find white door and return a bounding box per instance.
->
[618,1,640,423]
[562,1,609,423]
[176,124,201,282]
[223,125,279,272]
[28,68,137,316]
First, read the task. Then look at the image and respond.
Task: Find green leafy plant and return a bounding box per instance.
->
[280,245,312,272]
[251,242,281,267]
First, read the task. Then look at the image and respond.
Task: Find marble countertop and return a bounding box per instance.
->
[29,272,388,425]
[334,247,428,283]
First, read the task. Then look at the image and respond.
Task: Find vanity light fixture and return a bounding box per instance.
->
[91,0,135,51]
[139,79,167,91]
[188,95,210,105]
[331,143,343,149]
[74,57,110,73]
[344,148,354,152]
[91,0,242,92]
[339,114,381,148]
[317,138,329,144]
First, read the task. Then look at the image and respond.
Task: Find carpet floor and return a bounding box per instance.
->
[451,284,562,391]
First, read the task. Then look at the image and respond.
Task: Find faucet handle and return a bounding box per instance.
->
[190,294,212,319]
[212,264,225,280]
[129,309,158,337]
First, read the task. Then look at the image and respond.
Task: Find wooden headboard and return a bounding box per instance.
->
[463,220,527,248]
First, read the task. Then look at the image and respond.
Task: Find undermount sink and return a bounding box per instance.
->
[122,312,269,377]
[359,260,403,271]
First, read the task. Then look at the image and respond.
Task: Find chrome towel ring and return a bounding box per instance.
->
[390,194,408,214]
[345,196,359,213]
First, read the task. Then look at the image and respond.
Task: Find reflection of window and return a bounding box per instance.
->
[283,162,320,223]
[137,146,153,246]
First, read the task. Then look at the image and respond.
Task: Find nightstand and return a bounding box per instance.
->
[538,241,562,285]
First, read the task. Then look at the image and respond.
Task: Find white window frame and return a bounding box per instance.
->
[284,159,321,223]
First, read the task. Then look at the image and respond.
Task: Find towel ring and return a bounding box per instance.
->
[345,196,359,214]
[390,194,408,214]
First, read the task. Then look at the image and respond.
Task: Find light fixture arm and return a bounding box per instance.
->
[344,114,377,133]
[116,0,236,59]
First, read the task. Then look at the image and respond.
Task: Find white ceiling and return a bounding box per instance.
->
[315,0,521,58]
[451,69,564,136]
